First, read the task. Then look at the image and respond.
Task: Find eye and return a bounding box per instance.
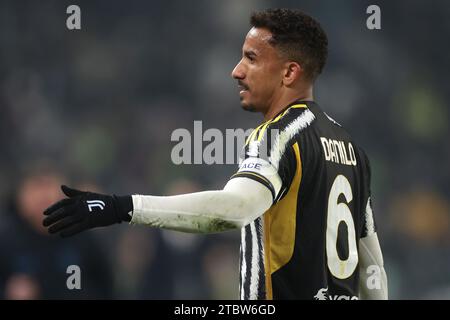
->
[246,55,256,64]
[243,51,256,63]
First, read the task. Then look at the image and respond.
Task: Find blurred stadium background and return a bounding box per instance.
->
[0,0,449,299]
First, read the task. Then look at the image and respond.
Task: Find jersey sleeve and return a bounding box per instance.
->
[230,108,302,204]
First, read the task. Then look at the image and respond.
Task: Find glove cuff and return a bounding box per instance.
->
[113,195,134,222]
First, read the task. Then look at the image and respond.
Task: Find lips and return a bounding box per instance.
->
[238,82,249,94]
[239,88,248,96]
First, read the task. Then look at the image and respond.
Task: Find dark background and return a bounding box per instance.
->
[0,0,449,299]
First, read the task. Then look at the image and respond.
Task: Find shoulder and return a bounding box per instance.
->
[254,103,316,149]
[267,103,316,133]
[243,103,317,165]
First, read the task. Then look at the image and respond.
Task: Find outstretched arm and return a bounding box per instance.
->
[131,177,273,233]
[43,177,273,237]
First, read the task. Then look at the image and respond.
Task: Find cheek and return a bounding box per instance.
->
[254,63,280,83]
[248,66,268,88]
[254,71,279,94]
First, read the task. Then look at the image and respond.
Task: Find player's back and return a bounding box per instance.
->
[235,100,373,300]
[270,101,370,299]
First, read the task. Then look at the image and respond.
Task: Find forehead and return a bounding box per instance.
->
[242,27,275,55]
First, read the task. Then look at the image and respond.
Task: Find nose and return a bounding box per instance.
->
[231,60,245,80]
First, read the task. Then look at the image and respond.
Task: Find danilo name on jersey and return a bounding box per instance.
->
[320,137,357,166]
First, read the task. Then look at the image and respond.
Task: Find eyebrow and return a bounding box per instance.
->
[244,50,257,59]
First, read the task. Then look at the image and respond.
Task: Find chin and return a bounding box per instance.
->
[241,103,256,113]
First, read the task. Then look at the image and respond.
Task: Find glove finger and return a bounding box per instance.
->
[61,185,86,198]
[48,214,83,234]
[59,222,88,238]
[43,203,77,227]
[43,198,74,215]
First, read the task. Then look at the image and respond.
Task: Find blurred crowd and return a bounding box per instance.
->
[0,0,449,299]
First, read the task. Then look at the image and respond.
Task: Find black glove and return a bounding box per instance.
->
[43,185,133,238]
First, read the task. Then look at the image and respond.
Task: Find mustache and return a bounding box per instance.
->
[237,81,249,90]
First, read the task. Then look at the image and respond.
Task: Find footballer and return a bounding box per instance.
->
[43,9,388,300]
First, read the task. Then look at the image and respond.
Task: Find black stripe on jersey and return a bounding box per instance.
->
[239,241,243,299]
[240,218,267,300]
[242,223,252,299]
[230,171,276,200]
[254,217,266,299]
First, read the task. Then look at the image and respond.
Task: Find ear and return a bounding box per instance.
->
[282,61,303,86]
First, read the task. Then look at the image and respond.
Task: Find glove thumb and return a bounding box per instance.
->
[61,185,86,198]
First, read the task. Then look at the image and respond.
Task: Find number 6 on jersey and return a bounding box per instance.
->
[326,174,358,279]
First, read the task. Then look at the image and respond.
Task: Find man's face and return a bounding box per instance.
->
[232,27,285,113]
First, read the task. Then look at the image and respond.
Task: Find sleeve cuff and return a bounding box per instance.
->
[115,195,133,222]
[230,171,276,201]
[232,157,282,202]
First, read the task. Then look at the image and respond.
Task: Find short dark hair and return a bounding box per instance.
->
[250,8,328,81]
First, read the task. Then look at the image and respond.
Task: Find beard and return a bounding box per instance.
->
[240,96,257,112]
[241,103,257,112]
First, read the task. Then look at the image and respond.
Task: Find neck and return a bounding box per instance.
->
[263,86,313,121]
